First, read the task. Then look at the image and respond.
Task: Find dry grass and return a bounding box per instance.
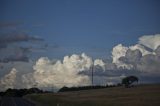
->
[25,84,160,106]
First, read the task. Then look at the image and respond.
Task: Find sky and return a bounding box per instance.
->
[0,0,160,91]
[1,0,160,58]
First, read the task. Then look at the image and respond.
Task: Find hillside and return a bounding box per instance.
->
[25,84,160,106]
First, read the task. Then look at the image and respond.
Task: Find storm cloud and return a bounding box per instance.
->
[112,34,160,74]
[1,34,160,91]
[22,53,92,89]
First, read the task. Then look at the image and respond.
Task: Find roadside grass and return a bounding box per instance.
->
[25,84,160,106]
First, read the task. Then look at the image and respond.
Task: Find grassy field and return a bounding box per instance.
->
[25,84,160,106]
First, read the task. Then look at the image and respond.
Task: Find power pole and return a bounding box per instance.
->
[91,62,94,86]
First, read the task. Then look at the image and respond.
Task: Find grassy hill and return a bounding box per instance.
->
[25,84,160,106]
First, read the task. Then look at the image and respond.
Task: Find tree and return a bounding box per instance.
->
[122,76,138,87]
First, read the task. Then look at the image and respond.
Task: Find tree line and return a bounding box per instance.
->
[0,76,139,96]
[59,76,139,92]
[0,88,46,97]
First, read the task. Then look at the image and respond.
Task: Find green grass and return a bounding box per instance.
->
[25,84,160,106]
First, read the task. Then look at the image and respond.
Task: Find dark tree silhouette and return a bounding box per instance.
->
[0,88,43,97]
[122,76,138,87]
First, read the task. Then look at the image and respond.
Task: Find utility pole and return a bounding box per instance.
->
[91,61,94,86]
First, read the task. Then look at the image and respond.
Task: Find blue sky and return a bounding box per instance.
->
[1,0,160,59]
[1,0,160,90]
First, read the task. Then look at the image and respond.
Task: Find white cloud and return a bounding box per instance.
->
[111,34,160,74]
[112,34,160,74]
[22,53,92,89]
[22,73,35,88]
[139,34,160,50]
[129,44,151,56]
[94,59,105,70]
[112,44,151,67]
[112,44,128,63]
[0,68,17,91]
[112,44,132,69]
[1,34,160,91]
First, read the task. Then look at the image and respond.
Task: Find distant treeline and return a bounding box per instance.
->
[0,76,139,97]
[0,84,122,97]
[58,75,139,92]
[0,88,49,97]
[58,84,122,92]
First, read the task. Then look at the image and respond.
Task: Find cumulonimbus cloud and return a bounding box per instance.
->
[22,53,92,89]
[112,34,160,73]
[1,34,160,91]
